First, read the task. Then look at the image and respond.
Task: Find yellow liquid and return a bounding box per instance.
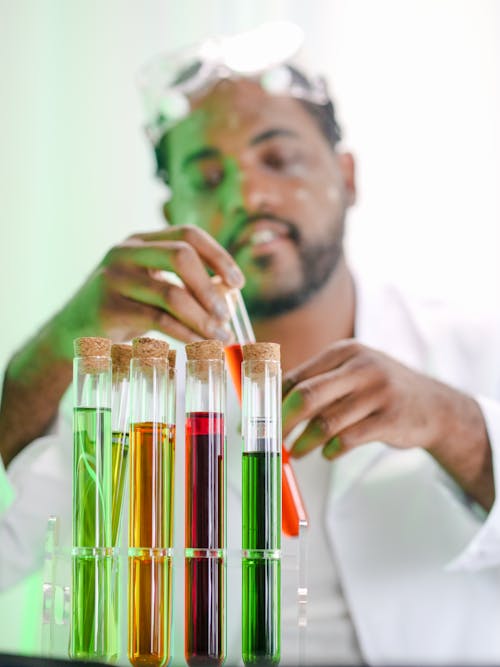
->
[111,431,129,546]
[128,422,175,667]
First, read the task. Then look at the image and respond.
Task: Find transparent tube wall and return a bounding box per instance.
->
[224,287,255,404]
[128,352,173,667]
[167,360,177,524]
[242,357,282,665]
[111,358,131,547]
[185,358,226,666]
[70,350,117,662]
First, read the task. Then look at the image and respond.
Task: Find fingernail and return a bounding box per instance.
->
[323,436,341,459]
[214,326,232,343]
[290,440,307,459]
[212,298,229,321]
[227,267,245,288]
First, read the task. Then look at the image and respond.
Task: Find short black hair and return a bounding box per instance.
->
[154,63,342,184]
[287,65,342,149]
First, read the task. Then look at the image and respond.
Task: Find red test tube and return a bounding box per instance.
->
[185,340,226,666]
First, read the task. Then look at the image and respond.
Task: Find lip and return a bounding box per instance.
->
[232,219,291,253]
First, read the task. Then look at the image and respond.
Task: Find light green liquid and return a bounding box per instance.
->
[71,407,117,661]
[73,407,112,548]
[71,554,119,662]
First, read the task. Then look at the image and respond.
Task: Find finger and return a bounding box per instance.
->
[116,296,203,344]
[107,240,231,322]
[325,413,385,459]
[289,389,381,459]
[282,356,381,438]
[283,339,362,395]
[132,225,245,289]
[110,269,233,342]
[322,436,342,459]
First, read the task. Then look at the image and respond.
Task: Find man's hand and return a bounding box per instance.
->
[59,225,244,345]
[283,339,494,509]
[0,225,244,466]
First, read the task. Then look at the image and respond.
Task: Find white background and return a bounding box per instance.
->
[0,0,499,375]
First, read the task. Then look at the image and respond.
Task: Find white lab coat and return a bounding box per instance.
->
[324,277,500,664]
[1,276,500,664]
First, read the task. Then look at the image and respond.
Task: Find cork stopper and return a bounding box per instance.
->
[74,337,111,373]
[132,336,169,372]
[242,343,280,362]
[185,340,224,361]
[132,337,169,359]
[111,343,132,380]
[167,349,177,368]
[74,337,112,358]
[242,342,280,377]
[185,340,224,381]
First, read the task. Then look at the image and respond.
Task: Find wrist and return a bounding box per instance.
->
[425,385,494,509]
[8,313,72,385]
[47,278,108,361]
[426,385,483,457]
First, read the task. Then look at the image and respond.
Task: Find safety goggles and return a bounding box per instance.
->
[137,21,330,145]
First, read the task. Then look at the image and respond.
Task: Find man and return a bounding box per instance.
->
[2,28,500,664]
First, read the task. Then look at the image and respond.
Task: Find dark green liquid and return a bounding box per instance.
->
[242,452,281,666]
[71,407,116,661]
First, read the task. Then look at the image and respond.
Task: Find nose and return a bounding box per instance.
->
[240,165,284,212]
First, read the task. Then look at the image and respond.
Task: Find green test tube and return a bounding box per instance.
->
[70,336,117,662]
[241,343,282,666]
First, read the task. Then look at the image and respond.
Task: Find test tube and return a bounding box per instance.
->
[167,349,177,486]
[110,343,131,656]
[128,337,173,667]
[110,343,132,546]
[224,287,308,538]
[224,287,255,403]
[241,343,282,665]
[70,336,117,662]
[185,340,226,666]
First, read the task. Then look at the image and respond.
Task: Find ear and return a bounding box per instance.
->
[338,152,356,207]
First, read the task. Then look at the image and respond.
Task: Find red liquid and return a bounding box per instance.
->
[225,343,308,537]
[225,343,243,403]
[185,412,225,666]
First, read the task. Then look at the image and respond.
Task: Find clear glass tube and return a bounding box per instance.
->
[185,342,226,666]
[167,350,177,532]
[70,338,117,662]
[241,346,281,665]
[128,338,173,667]
[111,344,131,547]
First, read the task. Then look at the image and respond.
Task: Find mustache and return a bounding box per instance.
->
[226,211,301,255]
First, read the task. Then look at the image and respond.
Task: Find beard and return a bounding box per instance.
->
[243,219,345,319]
